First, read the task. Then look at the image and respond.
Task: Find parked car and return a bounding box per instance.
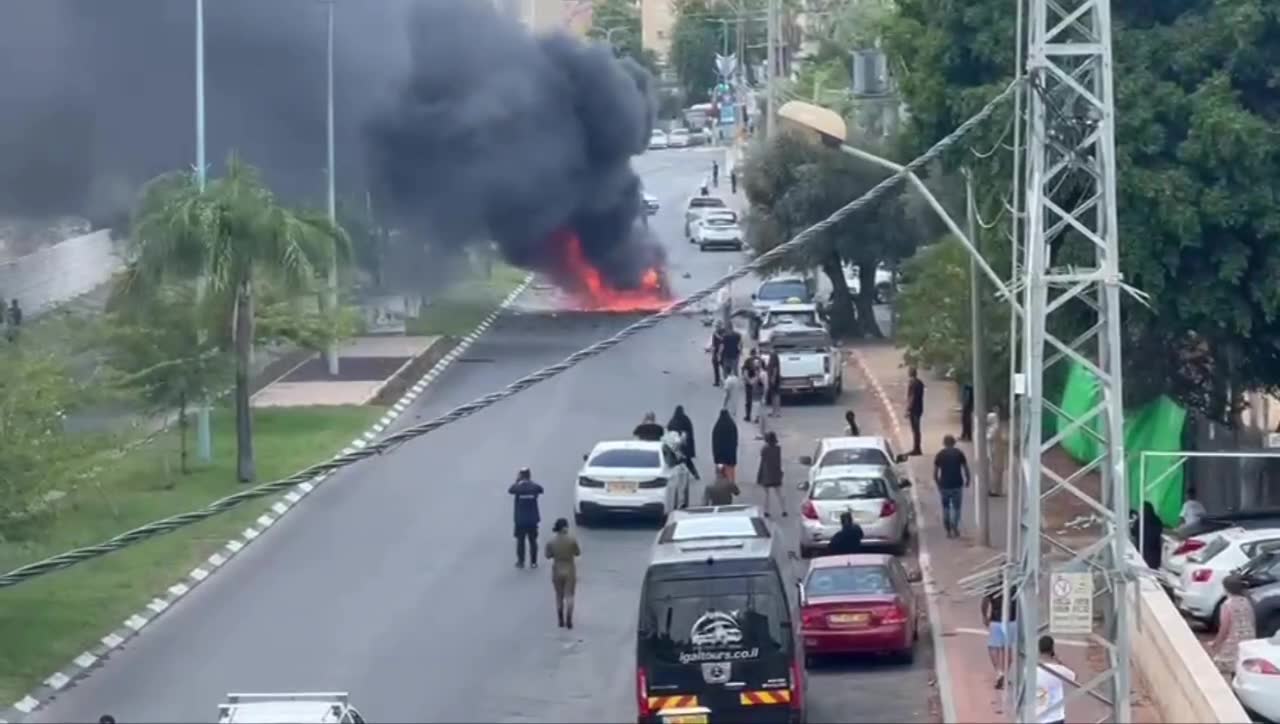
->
[798,553,921,665]
[799,436,911,484]
[797,465,914,556]
[1160,527,1246,591]
[1241,549,1280,637]
[668,128,691,147]
[1174,528,1280,627]
[1232,634,1280,723]
[770,326,843,402]
[641,191,659,215]
[691,211,743,251]
[683,195,728,236]
[574,439,692,525]
[648,129,669,150]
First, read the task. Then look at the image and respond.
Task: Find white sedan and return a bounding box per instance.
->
[648,130,669,150]
[574,440,691,525]
[668,128,691,147]
[1233,634,1280,722]
[691,212,743,251]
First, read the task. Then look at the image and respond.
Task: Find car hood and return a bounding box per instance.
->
[578,466,664,479]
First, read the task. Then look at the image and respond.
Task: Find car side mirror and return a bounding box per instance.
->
[895,453,909,463]
[798,455,813,466]
[899,480,912,489]
[906,568,923,584]
[750,293,757,300]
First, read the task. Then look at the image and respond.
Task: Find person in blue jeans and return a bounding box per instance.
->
[933,434,970,538]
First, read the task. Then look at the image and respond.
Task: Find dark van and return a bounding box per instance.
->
[636,506,806,724]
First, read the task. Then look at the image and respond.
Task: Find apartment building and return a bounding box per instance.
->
[640,0,675,63]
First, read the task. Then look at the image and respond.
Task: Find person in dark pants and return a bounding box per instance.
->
[710,322,726,386]
[667,405,700,480]
[741,349,763,422]
[906,367,925,455]
[933,435,970,538]
[720,326,742,381]
[712,409,739,483]
[730,168,738,194]
[1130,502,1165,570]
[712,160,719,187]
[825,511,864,555]
[508,467,544,568]
[765,349,782,417]
[960,383,974,441]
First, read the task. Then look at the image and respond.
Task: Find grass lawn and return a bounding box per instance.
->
[0,404,383,704]
[405,262,529,337]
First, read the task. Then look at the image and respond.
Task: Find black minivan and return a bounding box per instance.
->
[636,510,806,724]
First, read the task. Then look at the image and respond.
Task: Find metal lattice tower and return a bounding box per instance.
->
[1012,0,1131,720]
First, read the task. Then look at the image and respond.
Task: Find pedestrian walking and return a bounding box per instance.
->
[667,405,700,480]
[5,298,21,343]
[826,511,864,555]
[712,160,719,187]
[906,367,926,455]
[844,410,860,436]
[933,434,970,538]
[765,349,782,417]
[981,584,1018,690]
[757,431,786,517]
[1209,574,1257,678]
[709,322,726,386]
[1035,635,1076,724]
[722,370,742,415]
[508,467,544,568]
[720,325,742,379]
[712,408,739,483]
[742,348,763,422]
[960,382,974,441]
[703,464,741,505]
[544,518,581,629]
[730,168,738,194]
[633,412,664,441]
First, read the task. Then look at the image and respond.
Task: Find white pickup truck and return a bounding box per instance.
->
[769,326,843,402]
[218,692,366,723]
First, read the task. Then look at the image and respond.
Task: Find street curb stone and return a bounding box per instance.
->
[847,349,959,724]
[3,274,536,722]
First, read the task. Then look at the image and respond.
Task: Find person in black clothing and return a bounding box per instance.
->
[720,327,742,380]
[634,412,665,441]
[712,160,720,187]
[844,409,860,436]
[667,405,700,480]
[711,409,739,482]
[508,467,544,568]
[960,383,974,441]
[933,435,970,538]
[906,367,926,455]
[1130,502,1164,570]
[710,322,726,386]
[730,168,738,194]
[826,511,864,555]
[99,717,116,724]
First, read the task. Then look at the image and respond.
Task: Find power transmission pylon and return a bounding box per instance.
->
[1012,0,1133,720]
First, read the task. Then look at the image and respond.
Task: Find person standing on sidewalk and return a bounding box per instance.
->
[981,584,1018,690]
[933,435,970,538]
[712,409,740,483]
[1035,635,1076,724]
[757,431,786,517]
[711,160,720,187]
[906,367,925,455]
[730,167,738,194]
[765,349,782,417]
[508,467,544,569]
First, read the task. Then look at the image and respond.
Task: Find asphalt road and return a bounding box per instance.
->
[30,148,933,723]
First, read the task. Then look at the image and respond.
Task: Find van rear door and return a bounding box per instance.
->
[638,573,798,722]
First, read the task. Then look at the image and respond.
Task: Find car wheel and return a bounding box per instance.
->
[699,243,707,252]
[896,641,916,665]
[804,653,819,669]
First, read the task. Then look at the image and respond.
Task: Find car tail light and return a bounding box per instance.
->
[636,667,651,717]
[822,356,831,374]
[801,609,826,629]
[880,500,897,517]
[1190,568,1213,583]
[878,602,909,625]
[1173,538,1206,556]
[802,501,819,520]
[790,657,804,711]
[578,476,604,488]
[638,477,668,489]
[1241,658,1280,675]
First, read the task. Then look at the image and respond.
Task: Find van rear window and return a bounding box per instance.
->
[639,575,788,666]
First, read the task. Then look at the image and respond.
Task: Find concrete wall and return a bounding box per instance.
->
[0,229,122,317]
[1127,547,1251,723]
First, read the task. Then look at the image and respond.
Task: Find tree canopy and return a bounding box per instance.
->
[670,0,766,104]
[882,0,1280,421]
[589,0,660,74]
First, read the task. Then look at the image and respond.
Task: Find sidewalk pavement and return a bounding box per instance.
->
[251,336,443,407]
[851,342,1159,723]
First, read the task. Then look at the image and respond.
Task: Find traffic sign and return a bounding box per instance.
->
[1049,569,1093,635]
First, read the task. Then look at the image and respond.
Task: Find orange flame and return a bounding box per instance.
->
[555,230,669,311]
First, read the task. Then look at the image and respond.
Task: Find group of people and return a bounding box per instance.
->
[507,467,582,629]
[701,160,738,196]
[710,321,782,425]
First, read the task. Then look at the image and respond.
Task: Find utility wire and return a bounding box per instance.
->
[0,78,1022,591]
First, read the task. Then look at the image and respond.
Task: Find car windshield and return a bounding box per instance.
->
[639,575,787,665]
[1241,552,1280,580]
[758,280,809,301]
[819,448,890,467]
[1195,535,1232,563]
[805,565,895,596]
[690,198,726,209]
[704,217,736,227]
[811,477,888,500]
[589,448,661,469]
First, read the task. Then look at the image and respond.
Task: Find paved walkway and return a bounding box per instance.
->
[251,336,442,407]
[851,342,1159,723]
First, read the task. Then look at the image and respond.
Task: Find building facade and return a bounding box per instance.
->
[640,0,675,63]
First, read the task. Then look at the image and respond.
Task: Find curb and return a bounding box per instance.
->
[2,275,536,723]
[848,349,959,724]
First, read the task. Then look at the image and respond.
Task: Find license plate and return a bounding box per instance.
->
[828,612,869,626]
[663,716,707,724]
[782,380,809,389]
[606,481,636,494]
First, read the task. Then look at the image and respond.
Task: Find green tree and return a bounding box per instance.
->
[103,283,232,475]
[882,0,1280,422]
[741,131,922,337]
[590,0,660,74]
[670,0,767,104]
[127,154,350,483]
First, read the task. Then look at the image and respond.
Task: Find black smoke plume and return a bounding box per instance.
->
[365,1,662,290]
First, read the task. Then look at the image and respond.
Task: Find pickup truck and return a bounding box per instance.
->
[769,326,843,402]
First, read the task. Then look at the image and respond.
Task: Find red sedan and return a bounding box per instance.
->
[799,553,920,665]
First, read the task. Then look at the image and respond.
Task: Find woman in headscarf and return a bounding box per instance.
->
[844,410,861,436]
[712,408,740,483]
[757,431,785,517]
[667,405,699,480]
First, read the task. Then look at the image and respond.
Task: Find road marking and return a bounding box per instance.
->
[296,481,314,494]
[168,583,190,598]
[13,697,39,714]
[123,614,148,631]
[271,501,289,515]
[189,567,209,582]
[43,673,70,691]
[242,527,260,541]
[209,551,229,566]
[73,653,98,669]
[256,514,275,529]
[101,633,125,649]
[146,598,169,615]
[351,438,368,449]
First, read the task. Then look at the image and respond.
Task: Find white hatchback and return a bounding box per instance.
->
[1233,634,1280,722]
[574,440,691,525]
[1175,528,1280,624]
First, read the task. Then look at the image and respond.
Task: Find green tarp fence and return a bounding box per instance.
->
[1054,361,1187,526]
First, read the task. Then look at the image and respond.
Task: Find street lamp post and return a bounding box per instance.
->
[194,0,212,464]
[323,0,340,376]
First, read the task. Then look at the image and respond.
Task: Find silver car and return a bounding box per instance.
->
[798,464,914,556]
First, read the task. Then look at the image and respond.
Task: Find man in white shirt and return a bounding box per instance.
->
[1180,486,1207,529]
[1035,635,1076,724]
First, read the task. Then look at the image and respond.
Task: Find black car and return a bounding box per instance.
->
[1241,549,1280,637]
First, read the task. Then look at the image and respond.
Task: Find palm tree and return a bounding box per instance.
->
[125,154,349,482]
